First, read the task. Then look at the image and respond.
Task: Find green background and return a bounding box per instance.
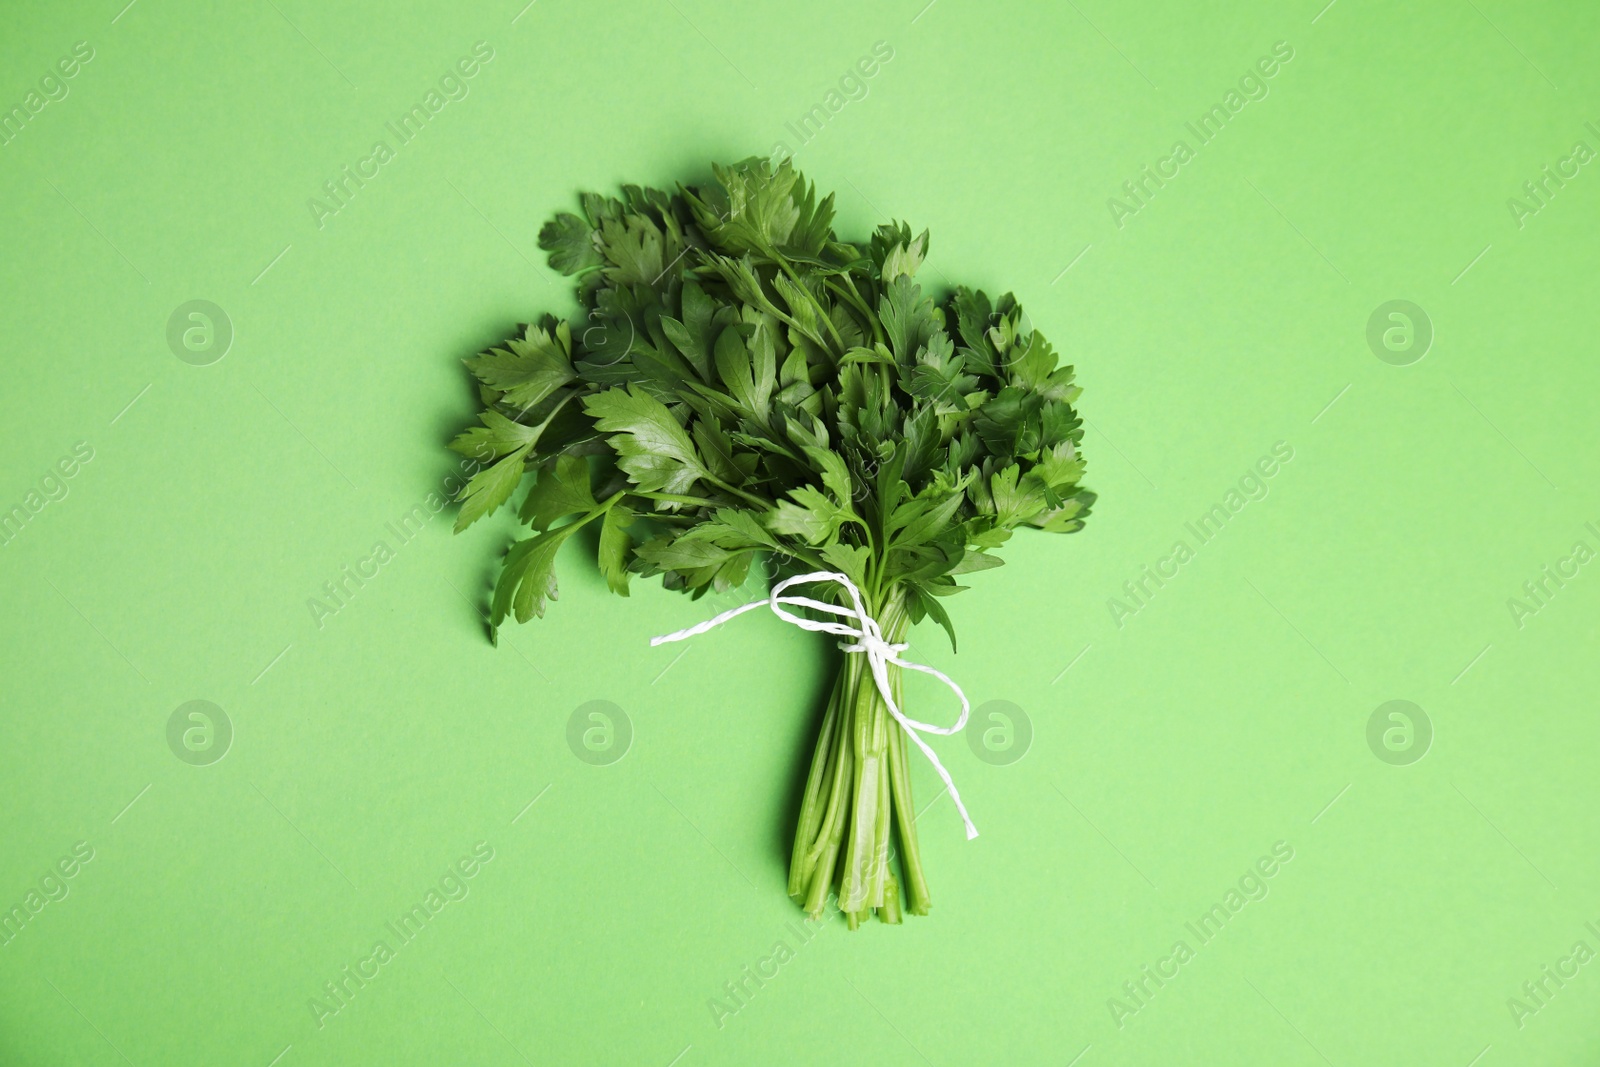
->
[2,0,1597,1063]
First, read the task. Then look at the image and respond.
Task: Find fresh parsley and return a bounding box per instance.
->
[451,157,1095,925]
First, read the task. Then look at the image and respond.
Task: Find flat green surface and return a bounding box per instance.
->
[2,0,1598,1063]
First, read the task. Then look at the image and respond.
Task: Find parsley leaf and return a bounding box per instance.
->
[583,384,709,496]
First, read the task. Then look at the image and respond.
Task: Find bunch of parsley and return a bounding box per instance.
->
[451,158,1093,925]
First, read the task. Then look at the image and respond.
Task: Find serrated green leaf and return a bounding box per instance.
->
[820,541,871,591]
[973,386,1044,458]
[1007,329,1059,390]
[454,444,530,532]
[490,520,588,633]
[635,537,734,571]
[892,489,965,549]
[1040,399,1083,448]
[879,275,936,364]
[711,550,753,593]
[537,212,602,275]
[767,485,855,544]
[462,323,575,414]
[519,454,598,530]
[714,324,772,419]
[906,332,978,415]
[584,384,709,495]
[680,508,779,550]
[1029,488,1097,533]
[952,286,993,353]
[771,272,819,337]
[990,464,1052,527]
[1035,441,1085,492]
[686,157,803,255]
[450,408,544,462]
[598,214,664,285]
[672,280,719,381]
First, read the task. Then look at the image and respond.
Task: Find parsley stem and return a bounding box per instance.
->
[764,304,828,354]
[766,245,847,355]
[591,491,626,515]
[793,587,920,924]
[634,491,737,509]
[886,659,929,914]
[789,667,846,900]
[704,474,770,510]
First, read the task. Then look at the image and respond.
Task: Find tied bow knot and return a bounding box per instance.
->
[650,570,978,840]
[840,631,908,659]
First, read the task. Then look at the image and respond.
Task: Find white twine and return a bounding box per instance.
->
[650,570,978,840]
